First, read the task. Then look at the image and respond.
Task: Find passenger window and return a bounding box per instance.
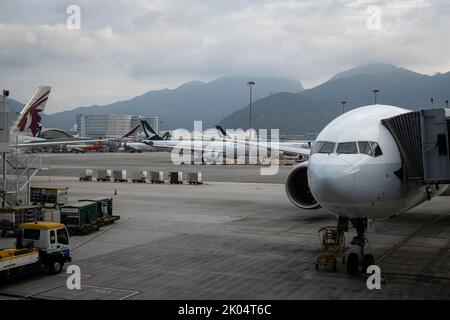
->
[370,142,383,157]
[358,142,373,156]
[337,142,357,154]
[319,142,335,154]
[50,230,56,244]
[57,228,69,245]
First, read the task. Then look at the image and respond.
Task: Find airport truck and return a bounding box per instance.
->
[0,222,72,279]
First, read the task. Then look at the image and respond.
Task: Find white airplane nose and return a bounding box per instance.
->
[309,156,357,203]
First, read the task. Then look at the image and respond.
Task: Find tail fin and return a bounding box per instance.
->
[216,125,231,139]
[13,86,51,137]
[122,123,140,139]
[141,119,163,140]
[36,123,43,137]
[161,132,170,140]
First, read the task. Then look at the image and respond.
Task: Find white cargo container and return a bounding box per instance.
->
[79,169,93,181]
[187,172,203,185]
[150,171,164,184]
[113,170,128,182]
[131,171,148,183]
[169,172,183,184]
[96,169,112,182]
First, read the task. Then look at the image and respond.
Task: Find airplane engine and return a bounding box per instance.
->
[285,162,321,210]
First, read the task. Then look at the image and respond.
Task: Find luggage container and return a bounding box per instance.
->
[113,170,128,182]
[150,171,164,184]
[60,202,99,235]
[187,172,203,185]
[78,197,120,226]
[0,205,44,237]
[30,185,68,209]
[131,171,147,183]
[96,169,112,182]
[169,172,183,184]
[79,169,93,181]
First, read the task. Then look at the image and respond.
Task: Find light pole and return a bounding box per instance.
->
[341,101,347,114]
[247,81,255,130]
[2,90,9,208]
[372,89,380,104]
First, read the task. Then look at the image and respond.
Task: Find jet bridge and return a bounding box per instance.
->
[381,108,450,185]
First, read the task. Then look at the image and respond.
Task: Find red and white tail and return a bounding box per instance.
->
[13,86,51,137]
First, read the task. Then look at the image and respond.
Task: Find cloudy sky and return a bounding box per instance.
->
[1,0,449,113]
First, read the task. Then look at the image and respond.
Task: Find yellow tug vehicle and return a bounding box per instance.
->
[0,222,71,280]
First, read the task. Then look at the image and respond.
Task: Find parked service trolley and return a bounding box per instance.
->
[60,202,99,235]
[131,171,147,183]
[187,172,203,185]
[30,185,68,209]
[96,170,112,182]
[78,197,119,226]
[113,170,128,182]
[79,169,93,181]
[0,205,44,237]
[169,172,183,184]
[150,171,164,184]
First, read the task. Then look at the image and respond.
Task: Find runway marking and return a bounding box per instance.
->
[71,217,131,251]
[376,214,446,265]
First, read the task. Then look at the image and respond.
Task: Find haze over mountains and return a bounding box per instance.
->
[8,63,450,135]
[220,63,450,135]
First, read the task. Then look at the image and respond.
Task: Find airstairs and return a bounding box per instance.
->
[0,152,44,207]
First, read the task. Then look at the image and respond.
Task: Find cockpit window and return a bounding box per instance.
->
[370,142,383,157]
[337,142,357,154]
[311,141,323,154]
[318,142,336,154]
[358,142,374,156]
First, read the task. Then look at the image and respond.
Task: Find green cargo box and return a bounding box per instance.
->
[78,197,113,217]
[60,201,99,234]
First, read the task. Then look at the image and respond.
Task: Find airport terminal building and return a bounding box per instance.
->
[77,114,159,138]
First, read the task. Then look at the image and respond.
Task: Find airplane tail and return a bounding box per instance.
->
[161,132,170,140]
[13,86,51,137]
[122,123,141,139]
[216,125,231,139]
[140,119,163,140]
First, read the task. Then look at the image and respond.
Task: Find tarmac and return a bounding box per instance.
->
[0,152,449,299]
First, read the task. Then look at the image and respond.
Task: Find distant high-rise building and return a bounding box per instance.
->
[77,114,159,138]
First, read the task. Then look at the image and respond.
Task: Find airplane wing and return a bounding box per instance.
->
[215,126,311,157]
[14,139,108,148]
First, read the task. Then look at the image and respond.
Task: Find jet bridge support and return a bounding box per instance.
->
[381,108,450,191]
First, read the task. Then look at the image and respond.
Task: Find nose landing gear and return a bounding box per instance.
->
[339,217,375,276]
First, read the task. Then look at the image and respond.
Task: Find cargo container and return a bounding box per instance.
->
[60,202,99,235]
[0,205,44,236]
[77,197,119,227]
[187,172,203,185]
[150,171,164,184]
[30,185,68,209]
[169,172,183,184]
[96,170,112,182]
[131,171,147,183]
[79,169,93,181]
[113,170,128,182]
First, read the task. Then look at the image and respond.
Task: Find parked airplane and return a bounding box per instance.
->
[67,141,104,153]
[141,120,307,162]
[118,122,169,153]
[9,86,105,149]
[136,107,448,274]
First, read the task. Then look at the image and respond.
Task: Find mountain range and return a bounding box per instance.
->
[8,63,450,135]
[219,63,450,135]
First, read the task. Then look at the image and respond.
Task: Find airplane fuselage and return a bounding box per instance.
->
[307,105,446,220]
